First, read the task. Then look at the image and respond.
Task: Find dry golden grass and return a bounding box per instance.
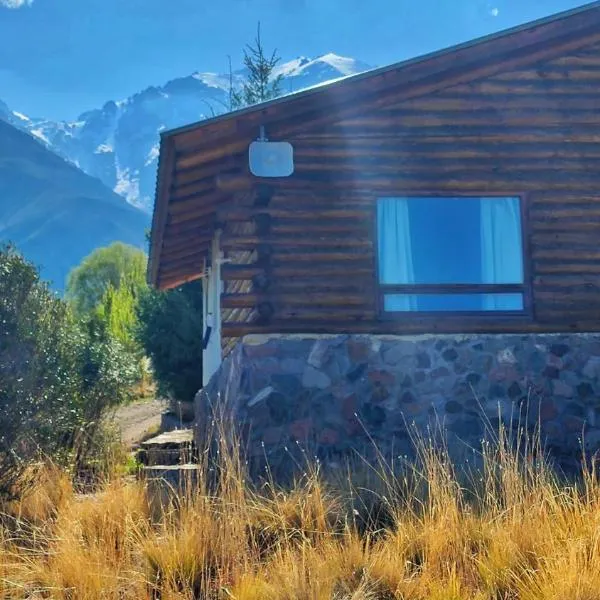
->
[1,427,600,600]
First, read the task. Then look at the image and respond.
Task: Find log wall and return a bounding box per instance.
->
[217,42,600,338]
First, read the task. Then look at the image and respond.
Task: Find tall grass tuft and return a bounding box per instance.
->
[1,420,600,599]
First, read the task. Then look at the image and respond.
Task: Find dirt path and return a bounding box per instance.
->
[111,398,168,447]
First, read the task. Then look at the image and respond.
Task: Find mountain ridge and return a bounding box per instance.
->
[0,118,148,290]
[1,53,372,212]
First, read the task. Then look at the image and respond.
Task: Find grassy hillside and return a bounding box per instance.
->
[0,119,148,290]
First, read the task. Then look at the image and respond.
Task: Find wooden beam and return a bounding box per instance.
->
[216,173,254,193]
[532,232,600,245]
[293,109,600,130]
[530,208,600,220]
[176,139,248,170]
[268,251,373,264]
[173,155,243,186]
[270,281,375,294]
[160,244,210,264]
[169,191,222,216]
[159,248,209,275]
[221,292,367,308]
[162,222,214,239]
[168,201,222,225]
[532,249,600,260]
[158,271,202,291]
[396,93,600,112]
[222,264,265,280]
[161,227,214,251]
[171,176,216,201]
[222,317,600,338]
[534,261,600,275]
[232,172,600,193]
[271,221,371,235]
[274,307,377,321]
[221,262,376,280]
[217,207,369,221]
[220,235,371,249]
[289,156,600,174]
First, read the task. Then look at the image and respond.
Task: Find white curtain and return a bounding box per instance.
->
[480,197,523,310]
[377,198,416,311]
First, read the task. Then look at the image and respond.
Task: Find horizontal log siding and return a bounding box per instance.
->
[221,43,600,337]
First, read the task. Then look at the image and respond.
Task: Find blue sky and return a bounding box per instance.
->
[0,0,588,120]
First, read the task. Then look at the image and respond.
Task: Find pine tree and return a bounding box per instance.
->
[231,23,284,110]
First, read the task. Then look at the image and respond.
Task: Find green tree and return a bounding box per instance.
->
[231,22,284,110]
[136,280,204,403]
[66,242,147,316]
[0,245,136,496]
[95,276,139,354]
[73,310,138,469]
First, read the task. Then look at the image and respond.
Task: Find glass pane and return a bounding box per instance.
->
[384,293,524,312]
[377,197,523,285]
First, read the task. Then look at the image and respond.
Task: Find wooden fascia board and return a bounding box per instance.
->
[148,136,176,289]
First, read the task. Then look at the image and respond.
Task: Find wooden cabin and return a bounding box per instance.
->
[148,2,600,386]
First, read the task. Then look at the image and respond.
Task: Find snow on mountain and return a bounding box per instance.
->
[11,110,30,123]
[1,54,371,212]
[0,98,27,128]
[274,53,371,93]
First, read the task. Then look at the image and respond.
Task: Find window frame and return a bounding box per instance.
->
[373,192,533,321]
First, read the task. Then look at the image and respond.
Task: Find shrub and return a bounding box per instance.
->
[136,280,204,403]
[66,241,147,316]
[0,245,136,496]
[67,243,149,389]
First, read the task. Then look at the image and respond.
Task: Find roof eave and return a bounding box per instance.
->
[147,136,176,288]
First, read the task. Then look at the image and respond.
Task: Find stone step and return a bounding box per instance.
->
[141,463,200,485]
[137,428,196,466]
[140,464,201,509]
[142,447,196,466]
[161,409,195,432]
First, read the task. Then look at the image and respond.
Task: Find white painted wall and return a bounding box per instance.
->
[202,231,223,387]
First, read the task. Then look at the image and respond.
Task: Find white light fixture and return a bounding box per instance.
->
[249,126,294,178]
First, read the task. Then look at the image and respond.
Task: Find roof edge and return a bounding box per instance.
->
[147,137,175,288]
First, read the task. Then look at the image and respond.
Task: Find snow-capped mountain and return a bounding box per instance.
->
[1,54,371,212]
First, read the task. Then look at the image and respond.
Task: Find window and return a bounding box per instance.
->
[376,196,527,314]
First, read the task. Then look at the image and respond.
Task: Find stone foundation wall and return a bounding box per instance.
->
[195,333,600,475]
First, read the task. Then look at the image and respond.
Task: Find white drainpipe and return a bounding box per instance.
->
[202,230,223,388]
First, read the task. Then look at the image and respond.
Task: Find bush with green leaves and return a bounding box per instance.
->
[66,241,147,317]
[0,245,136,496]
[136,280,204,403]
[66,242,149,389]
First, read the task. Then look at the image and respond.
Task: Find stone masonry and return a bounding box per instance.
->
[195,333,600,476]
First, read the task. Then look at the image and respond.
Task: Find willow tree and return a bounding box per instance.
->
[66,242,147,316]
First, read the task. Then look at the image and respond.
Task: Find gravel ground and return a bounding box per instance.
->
[111,398,168,447]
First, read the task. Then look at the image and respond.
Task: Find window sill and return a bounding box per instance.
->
[378,310,533,322]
